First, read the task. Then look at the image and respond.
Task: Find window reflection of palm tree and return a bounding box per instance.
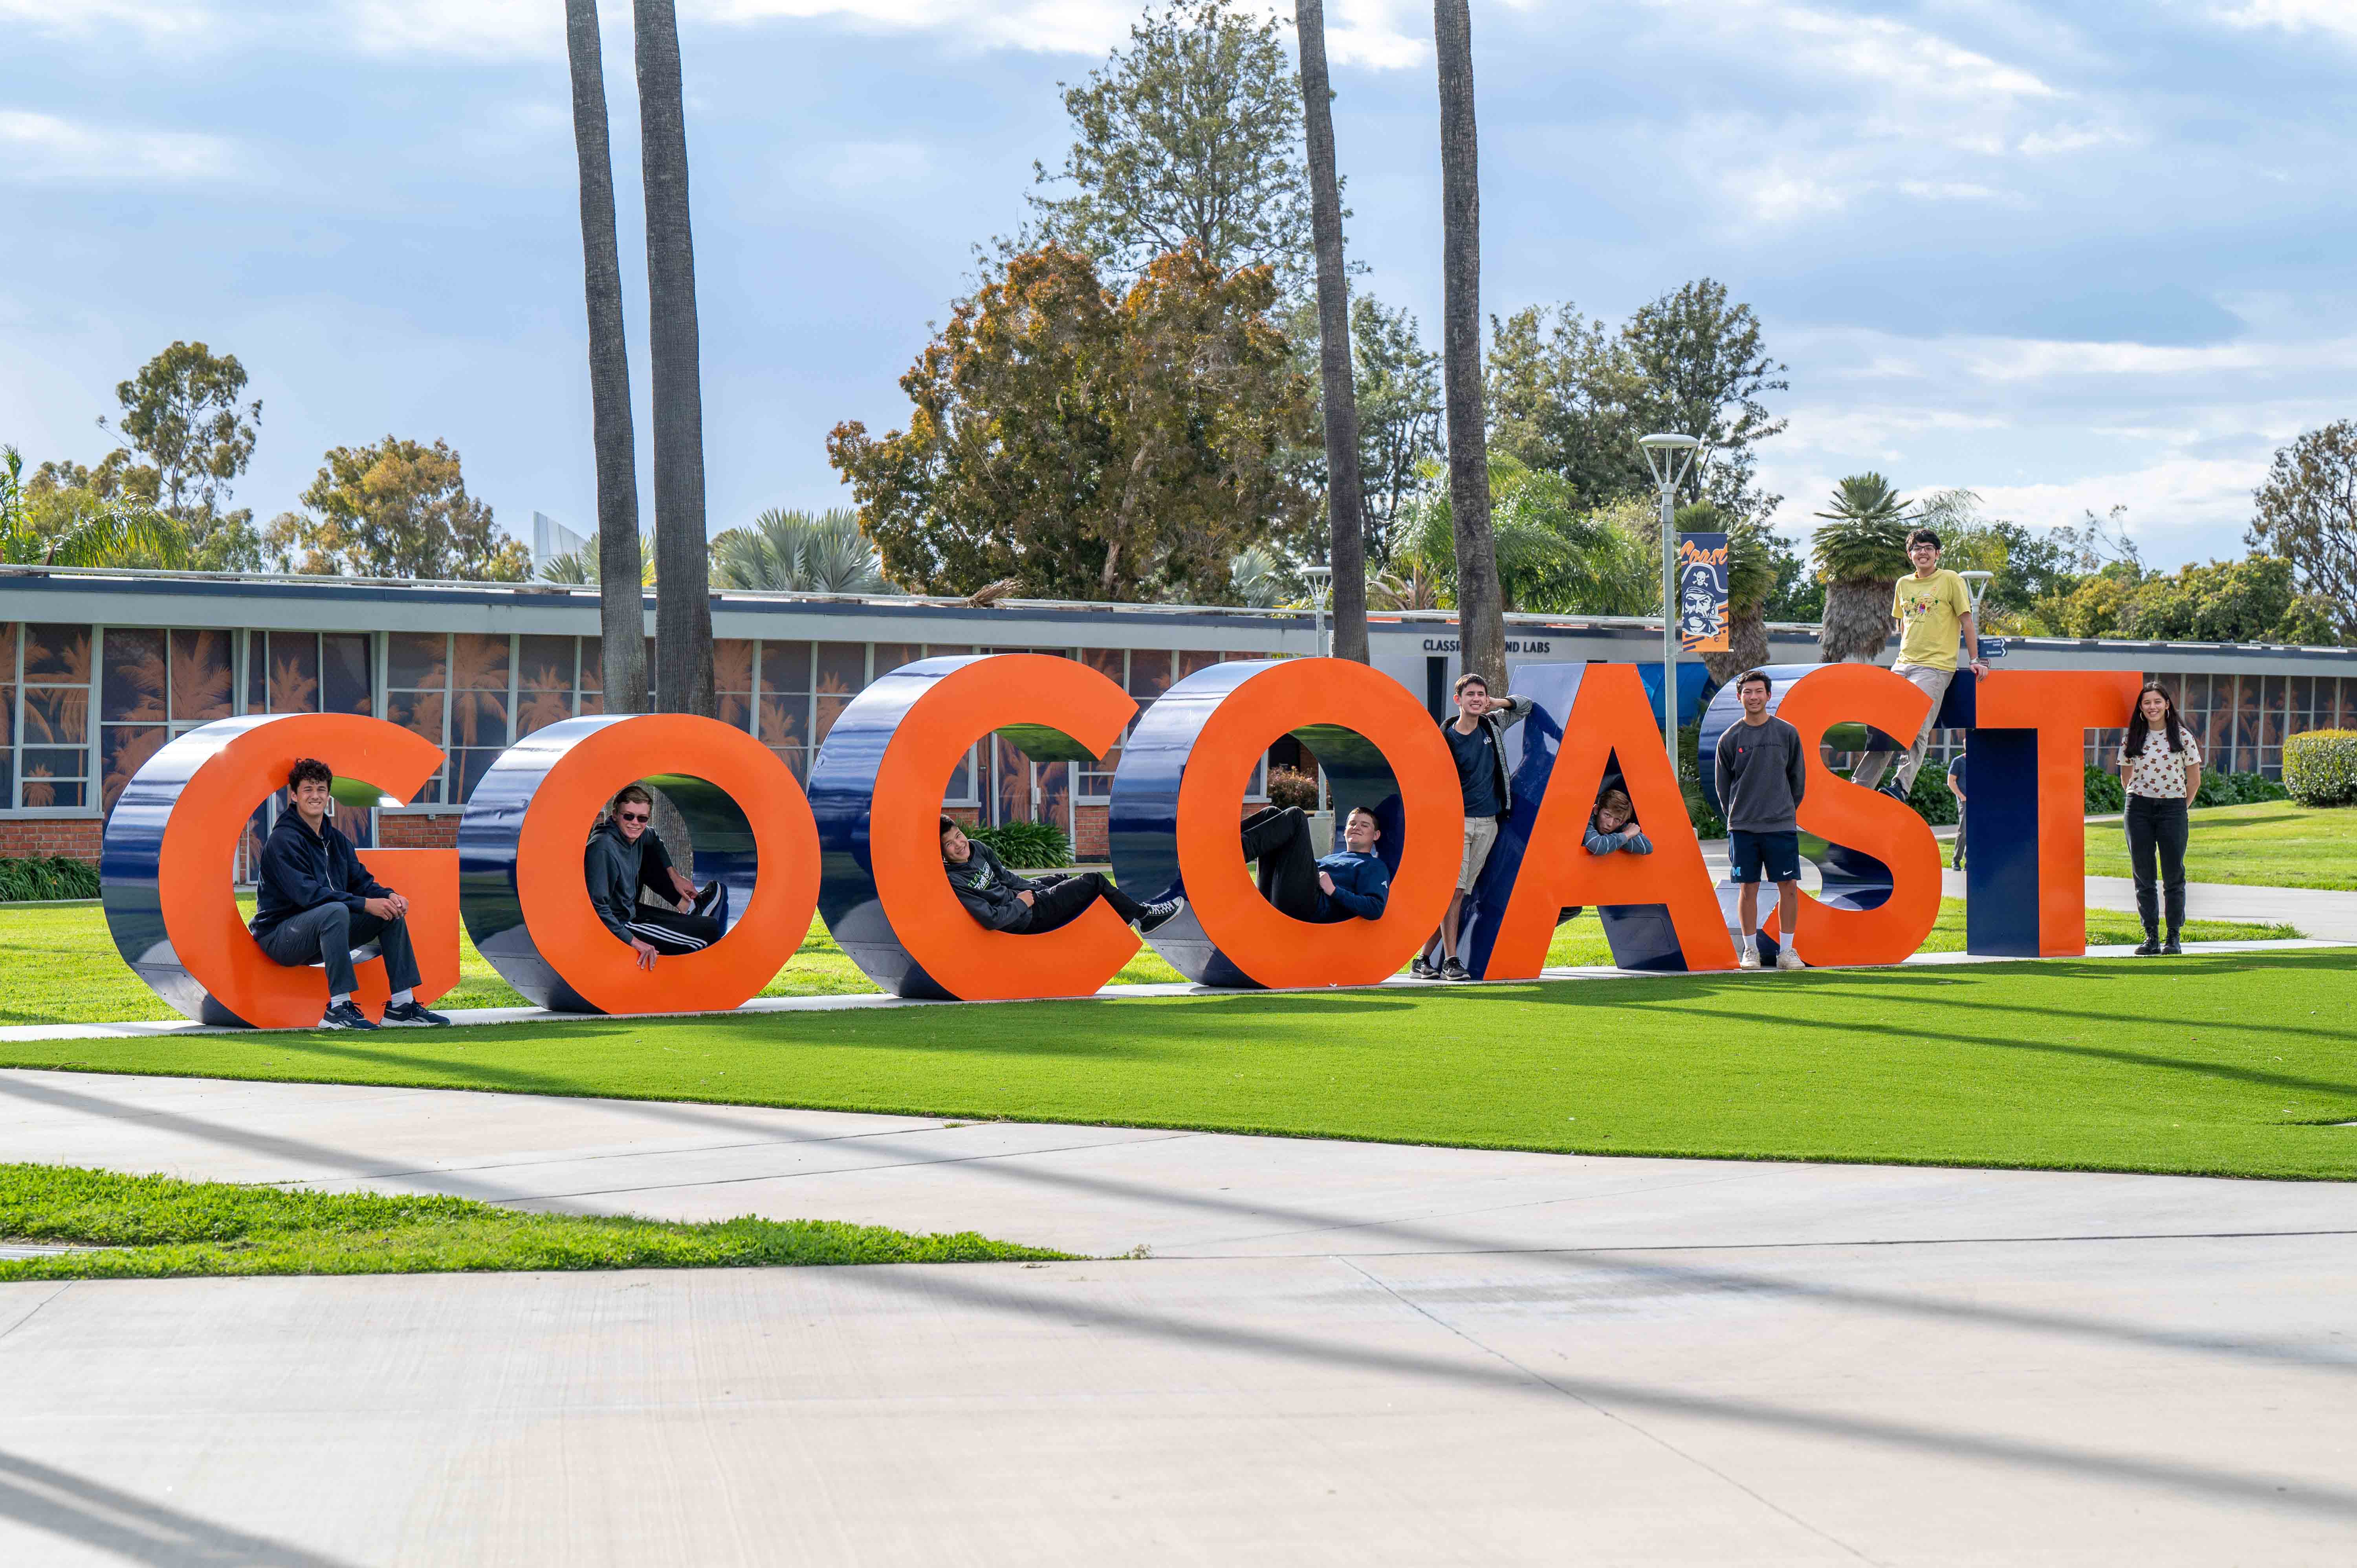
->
[23,765,57,807]
[756,696,803,777]
[269,656,319,714]
[447,636,509,747]
[28,632,91,739]
[110,632,169,724]
[516,665,574,736]
[171,631,233,720]
[714,641,754,729]
[103,725,166,810]
[812,670,853,747]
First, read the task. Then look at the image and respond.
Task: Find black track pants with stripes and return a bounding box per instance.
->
[628,907,723,954]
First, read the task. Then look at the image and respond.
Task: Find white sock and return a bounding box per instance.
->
[329,992,352,1007]
[389,989,413,1006]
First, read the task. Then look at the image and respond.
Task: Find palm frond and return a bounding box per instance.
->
[711,507,888,593]
[1809,473,1916,584]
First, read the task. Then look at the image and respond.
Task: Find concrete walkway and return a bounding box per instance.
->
[4,1069,2357,1565]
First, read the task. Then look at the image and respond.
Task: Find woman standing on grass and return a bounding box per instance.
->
[2120,682,2201,956]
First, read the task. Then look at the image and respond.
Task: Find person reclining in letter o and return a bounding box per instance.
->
[247,756,450,1030]
[941,816,1184,934]
[1240,803,1390,924]
[587,784,726,970]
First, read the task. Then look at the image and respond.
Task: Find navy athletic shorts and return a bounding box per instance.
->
[1729,828,1801,885]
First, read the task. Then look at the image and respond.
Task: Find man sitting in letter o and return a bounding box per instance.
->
[941,816,1184,935]
[1240,803,1391,924]
[248,756,449,1030]
[587,784,727,971]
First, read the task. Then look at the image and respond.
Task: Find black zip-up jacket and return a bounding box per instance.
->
[583,818,681,942]
[945,840,1039,932]
[1440,694,1533,820]
[247,811,392,938]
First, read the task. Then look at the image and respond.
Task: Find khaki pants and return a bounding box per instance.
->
[1851,663,1953,794]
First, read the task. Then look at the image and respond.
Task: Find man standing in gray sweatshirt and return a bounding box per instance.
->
[1714,670,1809,971]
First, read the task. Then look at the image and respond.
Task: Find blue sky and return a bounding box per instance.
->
[4,0,2353,572]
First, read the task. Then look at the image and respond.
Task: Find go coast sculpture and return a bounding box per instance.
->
[99,656,2139,1023]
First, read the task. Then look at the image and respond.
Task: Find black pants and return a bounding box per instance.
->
[627,906,724,954]
[1241,806,1341,923]
[1952,803,1966,869]
[1021,872,1149,934]
[256,903,422,996]
[2125,795,2189,935]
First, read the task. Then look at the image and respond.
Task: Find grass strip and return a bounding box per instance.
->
[2081,800,2357,891]
[0,1162,1067,1282]
[5,952,2355,1182]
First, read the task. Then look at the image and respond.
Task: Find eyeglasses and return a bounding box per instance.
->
[618,810,651,824]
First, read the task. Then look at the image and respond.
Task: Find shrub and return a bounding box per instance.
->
[1265,765,1320,811]
[2083,765,2126,815]
[2284,731,2357,806]
[0,856,100,902]
[2195,769,2289,806]
[1908,767,1959,826]
[966,820,1072,868]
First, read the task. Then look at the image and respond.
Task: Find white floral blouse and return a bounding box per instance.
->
[2120,728,2201,799]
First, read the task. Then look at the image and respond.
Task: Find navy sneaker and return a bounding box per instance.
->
[319,1000,378,1031]
[1135,897,1185,936]
[382,999,452,1027]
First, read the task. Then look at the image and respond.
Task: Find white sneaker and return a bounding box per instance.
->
[1738,945,1762,971]
[1776,947,1805,971]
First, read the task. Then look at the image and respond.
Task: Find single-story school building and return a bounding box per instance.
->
[6,564,2355,867]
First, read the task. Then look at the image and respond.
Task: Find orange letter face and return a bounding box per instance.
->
[1459,663,1734,978]
[810,655,1139,1001]
[1772,664,1945,967]
[1109,658,1459,989]
[459,714,818,1014]
[102,713,459,1028]
[1967,671,2141,956]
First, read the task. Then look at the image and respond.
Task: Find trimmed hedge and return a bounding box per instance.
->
[966,820,1073,868]
[2284,730,2357,807]
[0,855,100,902]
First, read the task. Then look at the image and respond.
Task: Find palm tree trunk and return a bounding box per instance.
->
[1433,0,1504,687]
[1820,579,1895,663]
[1701,603,1770,685]
[565,0,646,715]
[634,0,715,718]
[1296,0,1367,665]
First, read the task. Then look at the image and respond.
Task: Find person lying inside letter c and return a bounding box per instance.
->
[1240,804,1390,923]
[941,816,1183,935]
[587,784,727,970]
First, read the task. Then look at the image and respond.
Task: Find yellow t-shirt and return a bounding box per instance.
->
[1891,569,1972,670]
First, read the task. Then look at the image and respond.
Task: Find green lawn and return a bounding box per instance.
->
[0,898,2296,1026]
[0,1162,1065,1282]
[4,952,2354,1181]
[2082,801,2357,891]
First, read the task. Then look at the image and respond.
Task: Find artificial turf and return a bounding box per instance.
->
[4,951,2354,1181]
[0,1162,1066,1282]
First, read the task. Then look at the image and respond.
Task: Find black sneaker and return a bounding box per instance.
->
[382,999,452,1027]
[319,1000,378,1031]
[1135,897,1185,936]
[1441,958,1472,982]
[2134,934,2162,957]
[2161,933,2182,956]
[1409,955,1437,980]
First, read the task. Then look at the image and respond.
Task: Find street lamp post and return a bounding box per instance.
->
[1637,433,1704,760]
[1302,564,1333,658]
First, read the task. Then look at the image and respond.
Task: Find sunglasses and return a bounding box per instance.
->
[618,810,651,824]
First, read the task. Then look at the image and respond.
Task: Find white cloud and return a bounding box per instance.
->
[2210,0,2357,41]
[0,111,236,182]
[0,0,211,39]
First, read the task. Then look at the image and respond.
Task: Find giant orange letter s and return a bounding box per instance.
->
[102,714,459,1027]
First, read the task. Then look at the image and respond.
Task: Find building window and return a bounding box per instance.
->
[17,623,93,810]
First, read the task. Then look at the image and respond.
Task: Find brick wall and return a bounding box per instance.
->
[1074,803,1108,860]
[379,812,462,849]
[0,818,101,863]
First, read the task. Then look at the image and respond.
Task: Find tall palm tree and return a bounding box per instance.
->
[709,509,889,593]
[1295,0,1367,664]
[1433,0,1504,685]
[1811,473,1915,663]
[564,0,648,714]
[635,0,715,718]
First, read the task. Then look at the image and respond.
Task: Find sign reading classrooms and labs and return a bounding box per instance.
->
[100,656,2136,1024]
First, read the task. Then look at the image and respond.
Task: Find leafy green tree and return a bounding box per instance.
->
[2249,419,2357,644]
[1761,531,1822,623]
[1349,295,1444,568]
[1489,281,1788,520]
[1810,473,1914,662]
[1400,457,1653,615]
[828,244,1316,603]
[270,437,530,581]
[710,508,889,593]
[1,445,194,567]
[95,340,265,569]
[1028,0,1313,293]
